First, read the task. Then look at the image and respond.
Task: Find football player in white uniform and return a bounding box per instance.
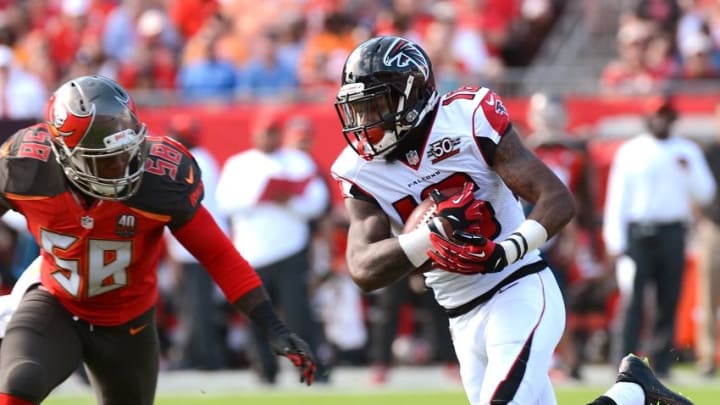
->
[330,36,693,405]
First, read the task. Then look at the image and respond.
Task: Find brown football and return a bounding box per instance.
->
[402,186,462,273]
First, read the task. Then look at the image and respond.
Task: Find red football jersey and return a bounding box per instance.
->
[0,125,208,325]
[532,143,587,194]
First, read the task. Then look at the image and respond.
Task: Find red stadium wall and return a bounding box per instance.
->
[138,94,719,204]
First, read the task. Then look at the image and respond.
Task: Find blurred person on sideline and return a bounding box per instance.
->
[331,35,694,405]
[281,115,337,372]
[282,117,368,367]
[216,116,329,384]
[163,114,227,370]
[603,96,715,378]
[695,102,720,378]
[0,75,316,405]
[366,273,459,385]
[525,92,606,381]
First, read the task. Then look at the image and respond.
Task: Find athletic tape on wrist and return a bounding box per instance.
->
[499,219,548,265]
[397,223,434,268]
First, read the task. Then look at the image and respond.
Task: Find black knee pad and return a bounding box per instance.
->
[2,359,48,403]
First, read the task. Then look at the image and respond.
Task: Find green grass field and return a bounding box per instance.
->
[42,386,717,405]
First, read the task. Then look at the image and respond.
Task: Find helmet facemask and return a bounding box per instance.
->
[52,125,148,201]
[335,76,438,160]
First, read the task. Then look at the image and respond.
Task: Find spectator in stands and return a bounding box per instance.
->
[180,10,245,68]
[216,115,329,384]
[236,30,299,101]
[116,8,179,90]
[421,1,501,94]
[298,11,360,96]
[601,18,670,95]
[0,45,47,120]
[643,30,678,80]
[502,0,562,67]
[603,96,715,377]
[164,115,227,370]
[102,0,181,62]
[176,26,238,104]
[677,31,720,79]
[168,0,220,41]
[274,11,309,75]
[64,36,117,82]
[696,102,720,378]
[14,30,58,92]
[634,0,682,35]
[44,0,106,74]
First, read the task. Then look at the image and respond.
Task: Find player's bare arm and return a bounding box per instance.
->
[345,197,416,292]
[429,127,578,274]
[494,127,576,237]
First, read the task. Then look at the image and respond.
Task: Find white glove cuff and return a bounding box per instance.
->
[499,219,548,265]
[397,223,434,268]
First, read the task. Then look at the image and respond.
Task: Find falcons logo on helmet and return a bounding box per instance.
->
[383,38,430,80]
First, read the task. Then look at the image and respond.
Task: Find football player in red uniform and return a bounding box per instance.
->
[330,36,692,405]
[0,75,316,405]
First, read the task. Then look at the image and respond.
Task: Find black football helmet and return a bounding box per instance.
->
[335,36,439,159]
[46,75,147,200]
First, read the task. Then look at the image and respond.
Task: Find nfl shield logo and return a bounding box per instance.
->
[405,150,419,165]
[81,216,94,229]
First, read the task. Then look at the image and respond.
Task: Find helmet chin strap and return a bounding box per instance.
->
[371,129,400,158]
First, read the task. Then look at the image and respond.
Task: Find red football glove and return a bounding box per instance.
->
[428,230,508,275]
[430,182,486,234]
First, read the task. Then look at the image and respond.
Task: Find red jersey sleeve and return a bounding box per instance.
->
[171,205,262,302]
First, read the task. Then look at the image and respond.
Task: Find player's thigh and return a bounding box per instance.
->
[483,270,564,404]
[0,288,82,402]
[84,307,159,405]
[448,304,488,405]
[461,270,565,404]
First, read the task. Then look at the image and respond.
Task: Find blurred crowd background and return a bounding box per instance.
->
[0,0,718,387]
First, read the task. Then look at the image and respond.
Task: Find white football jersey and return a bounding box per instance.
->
[331,86,542,309]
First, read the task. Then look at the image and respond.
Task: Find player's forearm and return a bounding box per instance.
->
[346,239,416,292]
[526,185,576,238]
[233,286,290,337]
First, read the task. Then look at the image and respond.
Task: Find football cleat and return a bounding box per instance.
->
[616,354,694,405]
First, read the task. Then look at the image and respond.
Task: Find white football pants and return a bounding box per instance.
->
[449,268,565,405]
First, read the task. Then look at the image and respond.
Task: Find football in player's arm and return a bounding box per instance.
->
[330,36,694,405]
[0,75,315,405]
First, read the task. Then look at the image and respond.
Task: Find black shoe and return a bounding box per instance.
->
[616,354,694,405]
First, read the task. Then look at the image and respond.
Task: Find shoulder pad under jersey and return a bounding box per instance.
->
[0,125,66,208]
[127,136,204,229]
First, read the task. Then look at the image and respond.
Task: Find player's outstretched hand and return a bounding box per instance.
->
[269,331,317,385]
[428,230,508,275]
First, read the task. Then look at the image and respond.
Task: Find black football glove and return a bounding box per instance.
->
[428,230,508,275]
[268,331,317,385]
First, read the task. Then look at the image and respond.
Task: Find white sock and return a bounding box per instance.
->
[603,382,645,405]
